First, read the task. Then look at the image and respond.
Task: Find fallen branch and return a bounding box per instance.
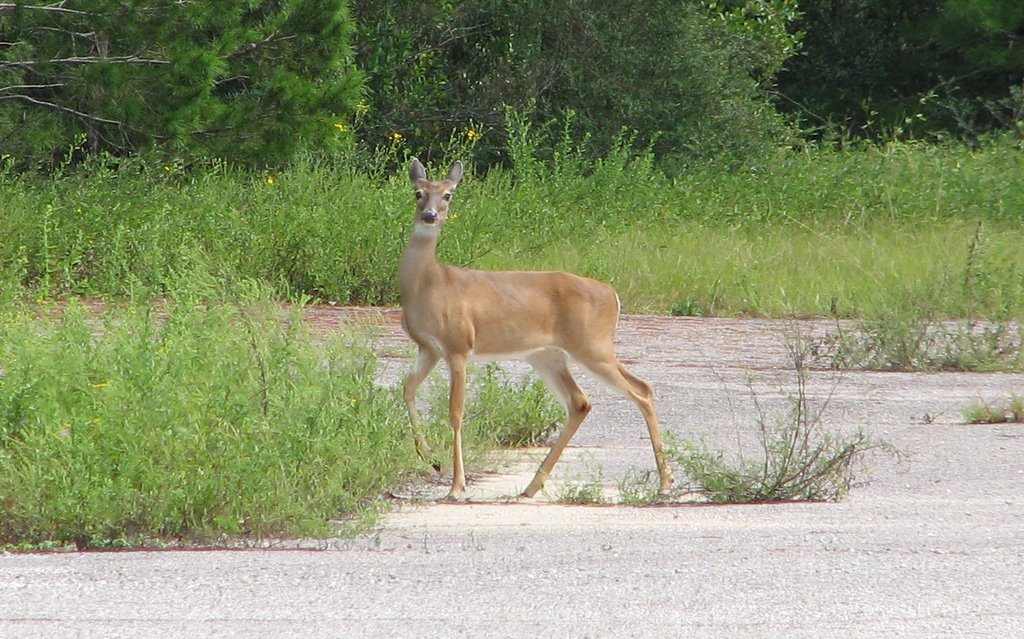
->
[0,93,123,126]
[0,83,65,92]
[0,3,88,16]
[0,55,171,69]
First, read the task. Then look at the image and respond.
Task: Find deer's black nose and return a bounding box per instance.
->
[421,210,438,223]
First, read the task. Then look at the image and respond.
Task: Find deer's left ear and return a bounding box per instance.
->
[446,161,463,187]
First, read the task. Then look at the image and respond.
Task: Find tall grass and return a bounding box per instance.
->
[1,136,1021,318]
[513,219,1024,318]
[0,157,410,304]
[479,135,1024,317]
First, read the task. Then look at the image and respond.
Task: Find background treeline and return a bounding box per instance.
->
[2,0,1021,170]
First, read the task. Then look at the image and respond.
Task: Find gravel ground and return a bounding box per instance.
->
[2,312,1023,638]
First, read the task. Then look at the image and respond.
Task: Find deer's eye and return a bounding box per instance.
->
[442,192,452,202]
[415,190,424,200]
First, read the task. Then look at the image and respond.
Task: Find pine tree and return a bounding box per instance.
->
[0,0,363,166]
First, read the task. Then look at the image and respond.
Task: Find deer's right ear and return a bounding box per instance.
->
[409,158,426,183]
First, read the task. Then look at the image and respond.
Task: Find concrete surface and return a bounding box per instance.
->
[2,313,1023,638]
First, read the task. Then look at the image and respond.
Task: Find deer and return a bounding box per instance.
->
[399,158,673,500]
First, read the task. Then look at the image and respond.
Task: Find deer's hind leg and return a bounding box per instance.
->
[580,358,673,495]
[521,349,592,498]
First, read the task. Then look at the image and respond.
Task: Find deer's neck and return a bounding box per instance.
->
[399,230,445,302]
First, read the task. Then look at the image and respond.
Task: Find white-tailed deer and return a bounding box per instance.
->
[399,158,673,500]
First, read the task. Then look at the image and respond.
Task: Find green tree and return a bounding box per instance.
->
[777,0,1024,141]
[917,0,1024,137]
[539,1,796,164]
[351,0,798,167]
[0,0,363,167]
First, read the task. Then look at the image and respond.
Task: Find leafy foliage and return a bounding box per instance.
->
[3,0,1022,168]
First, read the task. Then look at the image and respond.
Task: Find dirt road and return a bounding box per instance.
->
[3,312,1023,638]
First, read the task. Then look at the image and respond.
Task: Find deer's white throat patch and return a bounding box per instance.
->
[412,222,442,239]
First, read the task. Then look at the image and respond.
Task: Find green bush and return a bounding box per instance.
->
[417,363,562,469]
[460,364,562,448]
[0,292,414,548]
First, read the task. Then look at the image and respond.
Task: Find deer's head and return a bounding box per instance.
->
[409,159,463,234]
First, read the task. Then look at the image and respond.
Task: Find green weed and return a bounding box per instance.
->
[816,314,1022,372]
[670,341,890,503]
[670,300,707,317]
[553,473,607,505]
[417,363,563,470]
[963,395,1024,424]
[616,467,666,506]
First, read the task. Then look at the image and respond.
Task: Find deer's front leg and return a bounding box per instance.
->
[446,354,469,500]
[404,348,439,462]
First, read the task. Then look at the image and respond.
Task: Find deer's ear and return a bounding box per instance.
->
[446,161,463,187]
[409,158,427,183]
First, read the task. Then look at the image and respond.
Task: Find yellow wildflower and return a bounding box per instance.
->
[334,123,349,133]
[266,175,276,186]
[465,128,480,141]
[389,131,404,144]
